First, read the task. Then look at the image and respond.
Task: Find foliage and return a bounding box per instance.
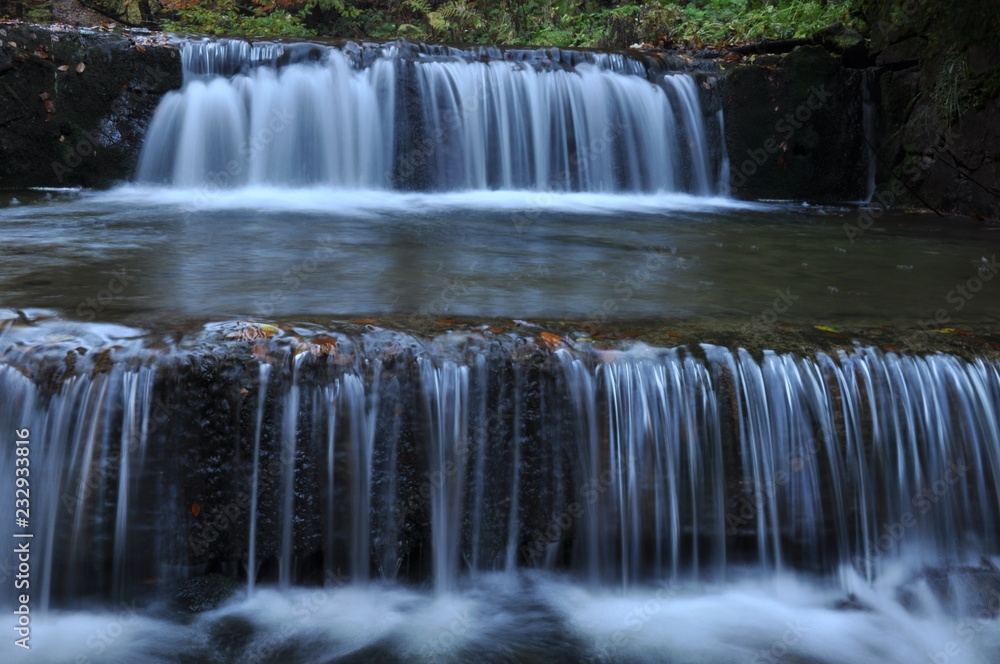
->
[3,0,865,46]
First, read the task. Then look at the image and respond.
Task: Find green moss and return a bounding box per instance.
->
[969,65,1000,106]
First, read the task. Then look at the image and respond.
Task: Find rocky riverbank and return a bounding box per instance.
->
[0,21,181,188]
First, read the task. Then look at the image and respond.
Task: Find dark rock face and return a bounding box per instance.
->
[722,44,868,203]
[0,23,181,188]
[865,0,1000,221]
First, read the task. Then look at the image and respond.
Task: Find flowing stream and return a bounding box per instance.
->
[1,37,999,664]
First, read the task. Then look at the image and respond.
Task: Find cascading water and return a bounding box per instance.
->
[3,35,999,664]
[136,39,725,194]
[3,324,1000,596]
[3,321,1000,662]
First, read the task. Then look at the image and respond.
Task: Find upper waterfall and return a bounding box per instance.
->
[136,39,726,194]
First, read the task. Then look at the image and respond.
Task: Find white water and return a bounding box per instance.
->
[136,40,726,194]
[10,569,1000,664]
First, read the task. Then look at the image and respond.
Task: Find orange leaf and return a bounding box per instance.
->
[667,332,682,338]
[350,318,377,324]
[75,61,85,73]
[539,331,563,349]
[191,503,201,516]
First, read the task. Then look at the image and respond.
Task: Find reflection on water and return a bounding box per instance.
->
[1,187,996,326]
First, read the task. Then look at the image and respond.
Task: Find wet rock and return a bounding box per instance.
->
[0,23,182,188]
[813,22,869,68]
[723,45,867,202]
[175,572,241,613]
[896,563,1000,618]
[874,36,926,69]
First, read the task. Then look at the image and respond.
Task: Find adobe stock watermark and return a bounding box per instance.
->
[76,268,132,321]
[853,457,971,572]
[417,607,473,660]
[749,620,808,664]
[72,599,141,663]
[730,84,833,190]
[725,436,825,534]
[510,121,629,234]
[916,256,998,334]
[844,130,959,244]
[254,234,340,317]
[585,246,675,325]
[754,288,799,324]
[521,467,614,565]
[189,492,251,556]
[50,65,179,183]
[61,393,179,516]
[243,568,350,664]
[580,579,681,664]
[926,588,1000,664]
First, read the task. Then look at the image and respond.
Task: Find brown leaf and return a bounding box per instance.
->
[667,332,682,338]
[226,322,278,341]
[539,331,563,349]
[135,44,146,52]
[191,503,201,516]
[350,318,378,324]
[38,91,50,100]
[43,99,56,114]
[75,61,85,74]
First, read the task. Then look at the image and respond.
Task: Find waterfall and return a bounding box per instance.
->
[3,329,999,607]
[136,39,725,194]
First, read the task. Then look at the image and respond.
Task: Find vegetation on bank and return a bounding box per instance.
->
[2,0,863,47]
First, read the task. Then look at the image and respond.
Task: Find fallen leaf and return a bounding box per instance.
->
[539,331,563,349]
[135,44,146,52]
[435,319,456,327]
[883,345,899,353]
[350,318,377,324]
[226,322,278,341]
[75,61,85,73]
[667,332,682,338]
[57,64,68,71]
[43,99,55,113]
[191,503,201,516]
[814,325,840,333]
[38,91,49,100]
